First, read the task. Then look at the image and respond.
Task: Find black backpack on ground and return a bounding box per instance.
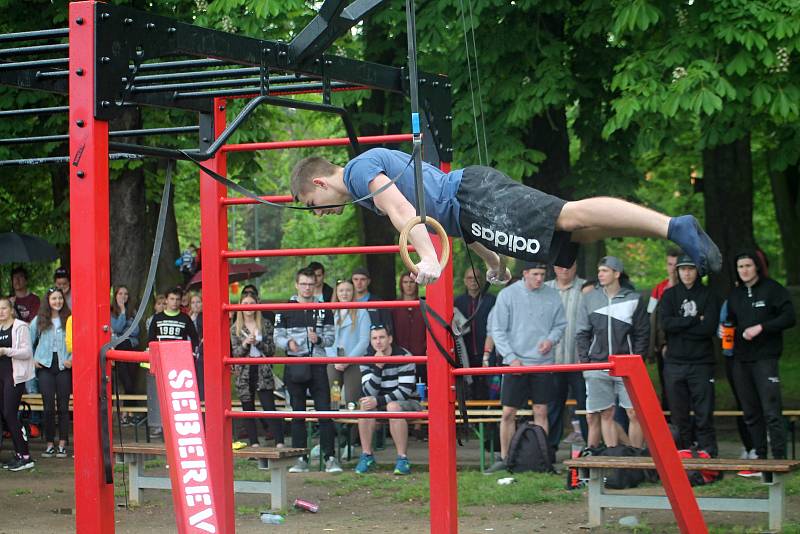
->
[506,423,554,473]
[582,445,647,489]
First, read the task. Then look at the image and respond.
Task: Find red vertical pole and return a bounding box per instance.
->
[200,98,234,533]
[426,233,457,534]
[69,3,116,533]
[610,355,707,534]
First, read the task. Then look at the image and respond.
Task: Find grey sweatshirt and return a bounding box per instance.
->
[489,280,567,366]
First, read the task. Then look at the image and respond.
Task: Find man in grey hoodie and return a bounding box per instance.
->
[576,256,650,449]
[485,262,567,473]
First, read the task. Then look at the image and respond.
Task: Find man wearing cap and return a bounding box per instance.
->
[351,267,394,334]
[659,254,720,456]
[727,251,796,461]
[576,256,649,448]
[485,261,567,472]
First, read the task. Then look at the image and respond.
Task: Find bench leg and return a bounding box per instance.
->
[126,453,143,505]
[768,473,785,531]
[587,468,604,527]
[478,423,485,473]
[269,462,289,511]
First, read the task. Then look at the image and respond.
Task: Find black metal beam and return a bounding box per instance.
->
[0,67,68,94]
[0,105,69,117]
[131,74,318,94]
[0,58,68,71]
[288,0,387,65]
[0,28,68,44]
[172,81,361,100]
[0,43,69,58]
[0,152,142,167]
[0,126,200,145]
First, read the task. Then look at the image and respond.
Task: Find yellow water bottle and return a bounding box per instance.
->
[330,380,342,409]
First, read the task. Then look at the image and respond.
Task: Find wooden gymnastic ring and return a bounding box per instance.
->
[398,216,451,276]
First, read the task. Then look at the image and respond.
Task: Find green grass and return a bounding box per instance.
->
[302,467,580,509]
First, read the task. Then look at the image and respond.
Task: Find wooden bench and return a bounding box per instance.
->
[564,456,800,531]
[112,442,307,511]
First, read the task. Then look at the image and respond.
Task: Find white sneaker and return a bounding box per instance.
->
[739,448,750,460]
[324,456,343,473]
[289,458,309,473]
[747,449,758,460]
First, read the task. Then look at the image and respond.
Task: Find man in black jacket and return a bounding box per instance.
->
[660,255,720,456]
[728,251,796,460]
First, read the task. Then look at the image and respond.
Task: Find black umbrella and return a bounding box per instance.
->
[0,231,59,264]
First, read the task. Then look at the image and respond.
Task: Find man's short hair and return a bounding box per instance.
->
[352,266,370,278]
[296,266,317,281]
[307,261,325,273]
[11,266,28,280]
[290,157,339,200]
[667,248,682,258]
[369,324,390,336]
[166,286,183,299]
[54,267,69,281]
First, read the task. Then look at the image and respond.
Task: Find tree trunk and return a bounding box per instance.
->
[51,148,70,270]
[109,109,148,307]
[521,108,572,198]
[702,135,756,296]
[770,161,800,285]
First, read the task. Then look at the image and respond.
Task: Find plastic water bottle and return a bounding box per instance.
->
[330,380,342,408]
[260,513,285,524]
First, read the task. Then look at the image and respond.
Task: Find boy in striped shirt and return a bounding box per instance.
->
[356,325,421,475]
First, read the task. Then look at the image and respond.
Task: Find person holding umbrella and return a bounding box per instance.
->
[0,297,35,471]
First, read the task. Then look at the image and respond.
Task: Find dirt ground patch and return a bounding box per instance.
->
[1,428,798,533]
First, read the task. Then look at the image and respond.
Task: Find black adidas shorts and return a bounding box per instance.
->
[456,166,578,267]
[501,372,555,407]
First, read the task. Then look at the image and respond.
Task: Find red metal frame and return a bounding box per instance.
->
[69,4,706,528]
[199,97,236,534]
[69,3,115,533]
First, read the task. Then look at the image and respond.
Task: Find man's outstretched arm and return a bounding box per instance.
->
[369,173,441,285]
[466,242,511,285]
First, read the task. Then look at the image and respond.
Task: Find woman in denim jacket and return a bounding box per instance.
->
[30,287,72,458]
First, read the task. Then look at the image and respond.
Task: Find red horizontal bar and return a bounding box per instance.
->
[106,349,149,363]
[223,134,413,153]
[227,410,428,420]
[225,356,427,366]
[451,362,614,376]
[225,300,418,312]
[221,194,293,206]
[223,244,414,259]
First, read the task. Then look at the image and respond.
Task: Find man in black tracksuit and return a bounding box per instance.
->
[728,251,796,460]
[660,255,720,456]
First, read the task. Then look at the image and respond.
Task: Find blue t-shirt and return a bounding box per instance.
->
[343,148,463,235]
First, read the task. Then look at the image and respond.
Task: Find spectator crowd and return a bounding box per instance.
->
[1,245,795,480]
